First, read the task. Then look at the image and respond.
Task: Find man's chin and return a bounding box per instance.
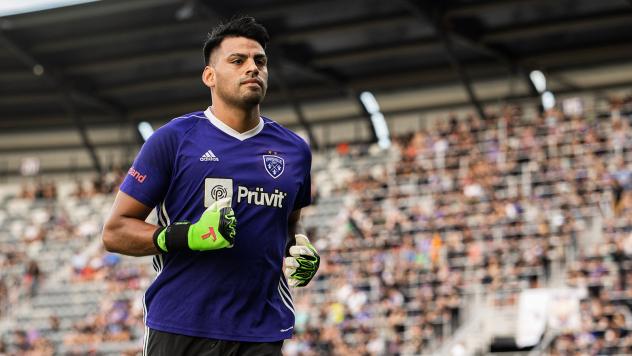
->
[242,93,265,107]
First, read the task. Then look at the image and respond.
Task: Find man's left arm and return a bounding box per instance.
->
[286,210,300,256]
[285,209,320,287]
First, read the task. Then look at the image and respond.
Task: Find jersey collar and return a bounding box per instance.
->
[204,107,264,141]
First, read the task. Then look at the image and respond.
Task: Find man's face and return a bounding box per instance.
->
[205,36,268,109]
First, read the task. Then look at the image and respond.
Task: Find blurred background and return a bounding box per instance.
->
[1,0,632,355]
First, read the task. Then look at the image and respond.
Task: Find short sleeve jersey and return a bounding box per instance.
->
[119,108,311,342]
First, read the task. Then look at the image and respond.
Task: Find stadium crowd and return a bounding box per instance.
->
[548,211,632,354]
[285,102,632,354]
[0,171,126,355]
[62,248,147,355]
[1,97,632,355]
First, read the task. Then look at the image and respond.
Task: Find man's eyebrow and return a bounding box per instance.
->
[227,53,267,59]
[227,53,247,58]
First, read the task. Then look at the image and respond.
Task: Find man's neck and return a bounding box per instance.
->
[210,101,260,133]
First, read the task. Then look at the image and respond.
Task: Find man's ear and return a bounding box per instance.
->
[202,65,215,88]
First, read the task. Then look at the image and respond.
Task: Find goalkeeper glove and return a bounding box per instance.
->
[152,197,237,252]
[284,234,320,287]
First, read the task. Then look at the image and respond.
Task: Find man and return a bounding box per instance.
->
[102,16,320,356]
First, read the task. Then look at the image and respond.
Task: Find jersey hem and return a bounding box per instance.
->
[146,319,293,342]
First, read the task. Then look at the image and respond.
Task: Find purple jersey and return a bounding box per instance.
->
[120,108,311,341]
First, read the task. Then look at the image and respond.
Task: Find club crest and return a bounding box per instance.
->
[263,155,284,179]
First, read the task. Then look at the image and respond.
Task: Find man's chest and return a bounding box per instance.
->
[175,136,305,209]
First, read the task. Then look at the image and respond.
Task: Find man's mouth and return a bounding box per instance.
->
[242,79,263,87]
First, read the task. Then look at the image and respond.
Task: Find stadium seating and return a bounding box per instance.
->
[1,104,632,355]
[288,106,632,355]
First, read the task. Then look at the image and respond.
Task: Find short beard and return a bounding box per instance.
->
[217,86,266,110]
[242,91,265,107]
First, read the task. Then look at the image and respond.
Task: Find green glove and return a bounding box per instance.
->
[152,197,237,252]
[284,234,320,287]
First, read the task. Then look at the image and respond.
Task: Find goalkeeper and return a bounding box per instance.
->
[101,16,319,356]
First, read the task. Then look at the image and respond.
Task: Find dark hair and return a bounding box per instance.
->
[202,16,270,65]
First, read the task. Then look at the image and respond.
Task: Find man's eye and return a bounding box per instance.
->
[232,59,243,64]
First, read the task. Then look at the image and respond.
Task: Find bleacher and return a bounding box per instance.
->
[1,105,632,355]
[288,107,632,355]
[0,184,150,355]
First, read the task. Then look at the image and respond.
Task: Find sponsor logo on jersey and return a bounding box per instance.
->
[263,154,284,179]
[237,186,287,208]
[204,178,233,207]
[204,178,287,208]
[200,149,219,162]
[128,167,146,183]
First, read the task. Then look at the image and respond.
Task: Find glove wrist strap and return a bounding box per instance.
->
[153,223,191,252]
[152,227,167,253]
[166,223,191,252]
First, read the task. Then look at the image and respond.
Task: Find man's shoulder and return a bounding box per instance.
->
[143,112,205,149]
[151,111,205,139]
[164,111,206,131]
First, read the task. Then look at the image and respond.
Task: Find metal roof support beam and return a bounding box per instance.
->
[0,36,127,115]
[440,4,543,96]
[30,12,412,54]
[270,61,319,149]
[276,12,414,43]
[311,38,440,66]
[0,30,129,174]
[441,35,487,121]
[442,6,586,93]
[446,34,581,94]
[271,59,378,149]
[481,11,632,42]
[396,0,488,119]
[400,0,575,96]
[445,0,551,18]
[59,91,103,173]
[86,38,632,99]
[414,1,584,96]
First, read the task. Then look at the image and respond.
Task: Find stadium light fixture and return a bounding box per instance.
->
[0,0,100,17]
[541,91,556,110]
[530,70,557,111]
[360,91,391,149]
[175,1,195,21]
[359,91,381,114]
[138,121,154,141]
[529,70,547,94]
[32,64,44,76]
[370,112,391,150]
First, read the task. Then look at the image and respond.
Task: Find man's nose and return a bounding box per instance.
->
[246,58,259,75]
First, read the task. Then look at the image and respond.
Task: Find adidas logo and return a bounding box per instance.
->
[200,150,219,162]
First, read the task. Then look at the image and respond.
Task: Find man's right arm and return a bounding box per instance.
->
[102,190,238,256]
[102,190,160,257]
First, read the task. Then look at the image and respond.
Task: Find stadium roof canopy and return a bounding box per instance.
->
[1,0,632,174]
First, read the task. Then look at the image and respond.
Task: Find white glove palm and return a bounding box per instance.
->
[284,234,320,287]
